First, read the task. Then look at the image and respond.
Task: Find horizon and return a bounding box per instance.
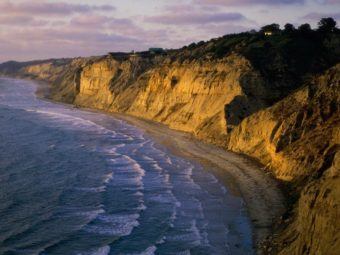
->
[0,0,339,63]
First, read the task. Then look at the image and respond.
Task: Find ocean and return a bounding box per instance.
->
[0,78,253,255]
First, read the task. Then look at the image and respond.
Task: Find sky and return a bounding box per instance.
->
[0,0,339,63]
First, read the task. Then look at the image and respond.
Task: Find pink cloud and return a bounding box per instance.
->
[194,0,305,6]
[0,15,46,26]
[318,0,340,4]
[303,12,340,20]
[145,12,245,25]
[1,0,336,63]
[0,1,115,16]
[70,15,113,27]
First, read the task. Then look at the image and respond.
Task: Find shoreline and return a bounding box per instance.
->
[110,113,286,251]
[12,76,286,253]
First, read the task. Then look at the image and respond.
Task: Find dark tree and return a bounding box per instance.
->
[188,42,197,49]
[284,23,296,33]
[197,41,205,47]
[318,17,337,32]
[260,23,281,33]
[298,23,312,33]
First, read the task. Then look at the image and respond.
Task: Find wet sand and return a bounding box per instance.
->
[111,113,286,251]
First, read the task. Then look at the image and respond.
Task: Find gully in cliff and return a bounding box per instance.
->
[0,1,339,254]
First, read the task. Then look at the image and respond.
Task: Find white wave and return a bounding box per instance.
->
[105,145,125,155]
[168,192,182,228]
[111,155,145,175]
[126,245,157,255]
[22,109,144,148]
[138,246,157,255]
[77,245,110,255]
[149,194,173,203]
[108,154,147,189]
[133,192,147,211]
[185,165,194,179]
[103,172,113,184]
[169,208,177,228]
[108,157,130,166]
[180,165,202,191]
[163,173,171,184]
[30,109,118,135]
[151,163,163,171]
[176,250,191,255]
[121,155,145,183]
[165,156,173,165]
[221,186,228,194]
[76,208,105,221]
[85,213,140,236]
[207,174,219,184]
[134,191,143,197]
[189,219,202,245]
[139,154,173,188]
[75,186,106,193]
[142,155,153,161]
[167,220,202,246]
[157,236,166,244]
[175,201,182,208]
[136,204,147,211]
[114,175,144,188]
[193,198,205,219]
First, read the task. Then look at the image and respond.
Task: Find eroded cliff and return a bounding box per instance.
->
[229,65,340,254]
[1,29,339,255]
[72,54,267,145]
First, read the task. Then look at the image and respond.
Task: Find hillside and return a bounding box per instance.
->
[1,24,339,254]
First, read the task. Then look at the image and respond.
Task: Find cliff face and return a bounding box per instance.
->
[20,58,93,102]
[229,65,339,181]
[228,65,340,254]
[74,58,118,108]
[1,32,339,254]
[72,54,267,146]
[127,55,266,141]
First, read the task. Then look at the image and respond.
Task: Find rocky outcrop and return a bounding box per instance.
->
[0,40,339,254]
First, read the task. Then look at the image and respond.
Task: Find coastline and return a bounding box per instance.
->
[110,113,286,251]
[30,78,286,253]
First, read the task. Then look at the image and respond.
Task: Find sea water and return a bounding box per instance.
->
[0,78,253,255]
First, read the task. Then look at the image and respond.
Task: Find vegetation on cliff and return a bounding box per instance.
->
[178,18,340,103]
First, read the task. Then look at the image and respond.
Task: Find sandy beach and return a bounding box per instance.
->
[112,113,286,249]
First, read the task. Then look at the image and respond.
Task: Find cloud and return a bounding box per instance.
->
[316,0,340,4]
[9,28,139,44]
[0,1,115,16]
[193,0,339,6]
[0,26,145,61]
[198,23,255,37]
[0,0,252,62]
[0,8,174,63]
[1,0,336,63]
[145,12,245,25]
[303,12,340,20]
[0,15,45,26]
[194,0,305,6]
[70,15,115,27]
[70,15,137,31]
